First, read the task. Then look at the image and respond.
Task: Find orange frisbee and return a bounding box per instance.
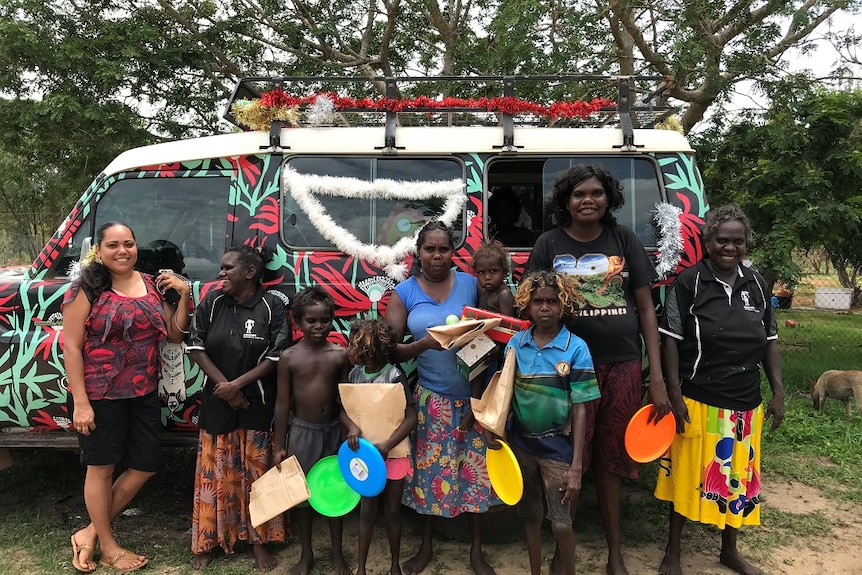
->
[624,404,676,463]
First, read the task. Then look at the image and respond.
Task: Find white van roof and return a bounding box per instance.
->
[102,126,693,177]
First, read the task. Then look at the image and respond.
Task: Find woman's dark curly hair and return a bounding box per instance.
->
[415,220,455,253]
[551,164,625,227]
[292,285,335,322]
[223,244,273,284]
[79,221,135,303]
[514,270,584,319]
[348,318,397,368]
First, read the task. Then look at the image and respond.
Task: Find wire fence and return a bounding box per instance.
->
[768,250,861,391]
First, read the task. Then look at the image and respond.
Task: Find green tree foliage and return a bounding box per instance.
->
[694,79,862,298]
[5,1,860,134]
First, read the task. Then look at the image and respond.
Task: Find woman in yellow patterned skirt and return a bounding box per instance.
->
[655,205,785,575]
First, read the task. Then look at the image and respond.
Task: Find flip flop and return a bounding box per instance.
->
[99,549,148,573]
[70,535,97,573]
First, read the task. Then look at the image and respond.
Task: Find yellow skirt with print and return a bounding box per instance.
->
[654,397,763,530]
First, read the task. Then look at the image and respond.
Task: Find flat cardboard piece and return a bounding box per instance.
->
[427,318,501,349]
[339,383,409,458]
[249,455,310,528]
[471,347,516,438]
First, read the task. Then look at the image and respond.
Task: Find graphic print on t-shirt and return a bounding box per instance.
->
[553,253,628,309]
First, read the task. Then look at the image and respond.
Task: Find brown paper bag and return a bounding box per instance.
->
[249,455,310,528]
[427,318,502,349]
[339,383,409,458]
[471,347,516,438]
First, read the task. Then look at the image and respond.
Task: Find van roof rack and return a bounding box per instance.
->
[223,75,675,153]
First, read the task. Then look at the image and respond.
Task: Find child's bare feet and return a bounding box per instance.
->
[469,548,497,575]
[606,551,629,575]
[390,563,403,575]
[290,552,314,575]
[719,549,764,575]
[331,550,352,575]
[253,544,278,573]
[658,546,682,575]
[402,543,432,574]
[191,551,213,570]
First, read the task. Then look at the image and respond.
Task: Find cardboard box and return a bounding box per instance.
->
[456,333,497,381]
[461,306,531,343]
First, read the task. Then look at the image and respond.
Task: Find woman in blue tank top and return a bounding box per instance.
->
[385,221,499,575]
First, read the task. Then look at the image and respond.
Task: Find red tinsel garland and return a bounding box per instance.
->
[254,89,614,120]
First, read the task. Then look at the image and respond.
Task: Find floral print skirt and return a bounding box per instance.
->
[191,428,286,554]
[402,383,499,518]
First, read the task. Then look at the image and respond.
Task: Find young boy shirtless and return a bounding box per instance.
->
[273,286,357,575]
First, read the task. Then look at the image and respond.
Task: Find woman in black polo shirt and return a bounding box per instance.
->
[655,205,785,575]
[187,246,291,571]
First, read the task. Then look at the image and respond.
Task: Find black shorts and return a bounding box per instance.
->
[69,391,162,471]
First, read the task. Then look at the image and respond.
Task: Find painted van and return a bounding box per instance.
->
[0,76,707,447]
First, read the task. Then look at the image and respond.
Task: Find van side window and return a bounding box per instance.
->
[486,157,664,249]
[282,157,465,249]
[50,176,231,282]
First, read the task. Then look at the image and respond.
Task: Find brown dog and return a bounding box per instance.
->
[811,370,862,418]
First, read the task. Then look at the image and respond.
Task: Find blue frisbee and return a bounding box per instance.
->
[337,438,387,497]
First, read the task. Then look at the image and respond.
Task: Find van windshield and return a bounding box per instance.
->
[281,157,465,249]
[51,176,230,282]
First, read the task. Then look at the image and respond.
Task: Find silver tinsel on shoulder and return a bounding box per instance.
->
[306,95,336,125]
[68,261,83,282]
[653,202,683,279]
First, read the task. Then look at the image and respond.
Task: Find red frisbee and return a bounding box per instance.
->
[624,404,676,463]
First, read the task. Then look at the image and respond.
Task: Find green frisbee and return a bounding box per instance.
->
[306,455,360,517]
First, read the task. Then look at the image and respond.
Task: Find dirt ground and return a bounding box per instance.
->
[163,478,862,575]
[7,461,862,575]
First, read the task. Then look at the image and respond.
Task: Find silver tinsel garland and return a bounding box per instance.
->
[653,202,683,279]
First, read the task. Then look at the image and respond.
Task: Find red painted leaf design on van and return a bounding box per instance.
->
[250,196,279,235]
[34,326,61,361]
[510,252,530,283]
[0,287,17,321]
[138,163,180,177]
[308,267,370,316]
[227,156,261,187]
[30,409,64,431]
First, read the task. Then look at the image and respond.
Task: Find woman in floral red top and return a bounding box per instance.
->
[63,222,190,573]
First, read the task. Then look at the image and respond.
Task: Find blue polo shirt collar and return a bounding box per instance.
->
[517,325,572,351]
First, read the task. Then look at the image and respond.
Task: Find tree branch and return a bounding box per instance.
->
[154,0,247,78]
